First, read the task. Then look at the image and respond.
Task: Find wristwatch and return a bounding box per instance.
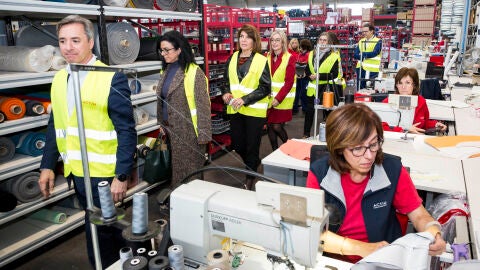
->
[115,174,130,182]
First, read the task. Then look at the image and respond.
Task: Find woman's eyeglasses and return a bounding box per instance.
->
[348,140,383,157]
[159,47,176,54]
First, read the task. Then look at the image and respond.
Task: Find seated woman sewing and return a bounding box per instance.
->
[306,103,446,263]
[382,67,447,134]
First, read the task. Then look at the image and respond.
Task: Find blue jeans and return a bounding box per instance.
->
[293,77,309,112]
[72,175,126,269]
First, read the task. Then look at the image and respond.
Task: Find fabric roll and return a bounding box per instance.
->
[10,131,46,157]
[0,111,5,123]
[129,79,142,94]
[0,137,16,163]
[105,22,140,65]
[41,101,52,114]
[176,0,196,12]
[5,171,42,203]
[0,45,55,72]
[136,38,161,61]
[133,107,149,126]
[23,100,46,116]
[102,0,128,6]
[128,0,153,9]
[138,80,158,92]
[0,96,26,121]
[153,0,177,11]
[51,47,67,71]
[14,25,58,47]
[28,209,68,224]
[0,190,17,212]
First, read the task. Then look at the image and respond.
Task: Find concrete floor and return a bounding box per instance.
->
[2,112,307,270]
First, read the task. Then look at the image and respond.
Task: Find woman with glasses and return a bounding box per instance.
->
[306,103,446,263]
[156,30,212,188]
[266,30,296,151]
[383,67,447,134]
[221,24,271,190]
[293,39,313,114]
[303,32,343,138]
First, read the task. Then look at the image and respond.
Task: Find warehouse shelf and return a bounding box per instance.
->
[0,155,42,181]
[136,119,160,135]
[0,114,49,136]
[0,0,99,18]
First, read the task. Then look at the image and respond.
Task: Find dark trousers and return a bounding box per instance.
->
[72,175,126,269]
[356,68,378,89]
[229,113,265,172]
[303,95,324,137]
[293,77,309,112]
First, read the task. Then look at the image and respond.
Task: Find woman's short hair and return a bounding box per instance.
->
[318,32,334,45]
[160,30,195,72]
[270,29,288,53]
[288,38,299,52]
[300,39,313,51]
[394,67,420,95]
[326,103,384,173]
[236,24,262,53]
[57,15,94,41]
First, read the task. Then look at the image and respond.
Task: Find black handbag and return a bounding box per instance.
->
[142,135,171,184]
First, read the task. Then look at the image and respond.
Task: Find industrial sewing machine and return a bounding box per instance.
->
[169,180,329,268]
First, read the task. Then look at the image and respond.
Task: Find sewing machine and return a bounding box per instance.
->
[169,180,329,268]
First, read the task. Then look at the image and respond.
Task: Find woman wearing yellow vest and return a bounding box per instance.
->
[303,32,343,138]
[266,30,296,150]
[221,24,271,190]
[156,30,212,189]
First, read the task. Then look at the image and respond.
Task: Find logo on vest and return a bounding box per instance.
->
[373,201,387,209]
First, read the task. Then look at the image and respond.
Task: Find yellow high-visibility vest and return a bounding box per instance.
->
[267,52,296,110]
[356,36,381,72]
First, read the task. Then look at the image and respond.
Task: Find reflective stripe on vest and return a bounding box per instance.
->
[356,37,381,72]
[184,63,208,137]
[227,52,270,117]
[51,60,117,177]
[267,52,296,110]
[307,52,340,97]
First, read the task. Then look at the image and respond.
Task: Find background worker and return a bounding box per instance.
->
[354,23,382,90]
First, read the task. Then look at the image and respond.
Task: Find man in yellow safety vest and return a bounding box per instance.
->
[354,23,382,89]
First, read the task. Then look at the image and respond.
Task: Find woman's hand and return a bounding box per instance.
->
[409,122,425,134]
[309,74,317,81]
[435,122,447,132]
[230,98,245,111]
[271,98,280,107]
[428,233,446,256]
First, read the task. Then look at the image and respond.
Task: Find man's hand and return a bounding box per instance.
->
[110,178,128,203]
[38,169,56,199]
[428,233,446,256]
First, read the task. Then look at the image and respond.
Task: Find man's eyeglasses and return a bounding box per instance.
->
[159,47,176,54]
[361,30,370,34]
[348,140,383,157]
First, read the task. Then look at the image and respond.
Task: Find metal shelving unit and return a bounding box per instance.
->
[0,0,201,265]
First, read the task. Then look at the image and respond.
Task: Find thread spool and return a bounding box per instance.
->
[168,245,184,270]
[136,144,150,158]
[147,250,158,259]
[119,247,134,264]
[132,192,148,235]
[206,266,228,270]
[322,91,334,108]
[207,249,230,269]
[136,247,147,257]
[98,181,116,219]
[122,256,148,270]
[148,255,169,270]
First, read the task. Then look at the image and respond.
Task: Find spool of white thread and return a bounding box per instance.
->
[98,181,116,219]
[207,249,230,269]
[119,247,134,263]
[132,192,148,235]
[168,245,185,270]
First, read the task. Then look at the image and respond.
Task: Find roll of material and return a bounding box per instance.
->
[168,245,184,270]
[98,181,116,219]
[134,107,149,126]
[106,22,140,65]
[120,247,134,264]
[132,192,148,235]
[0,111,5,123]
[136,39,161,61]
[128,0,153,9]
[148,255,169,270]
[28,208,68,224]
[207,250,230,269]
[5,171,42,203]
[103,0,128,6]
[14,25,58,47]
[23,100,45,116]
[138,80,158,93]
[42,101,52,114]
[0,96,26,121]
[0,137,16,163]
[0,190,17,212]
[0,45,55,72]
[10,131,46,157]
[176,0,197,12]
[129,79,142,94]
[51,47,67,71]
[123,256,149,270]
[153,0,177,11]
